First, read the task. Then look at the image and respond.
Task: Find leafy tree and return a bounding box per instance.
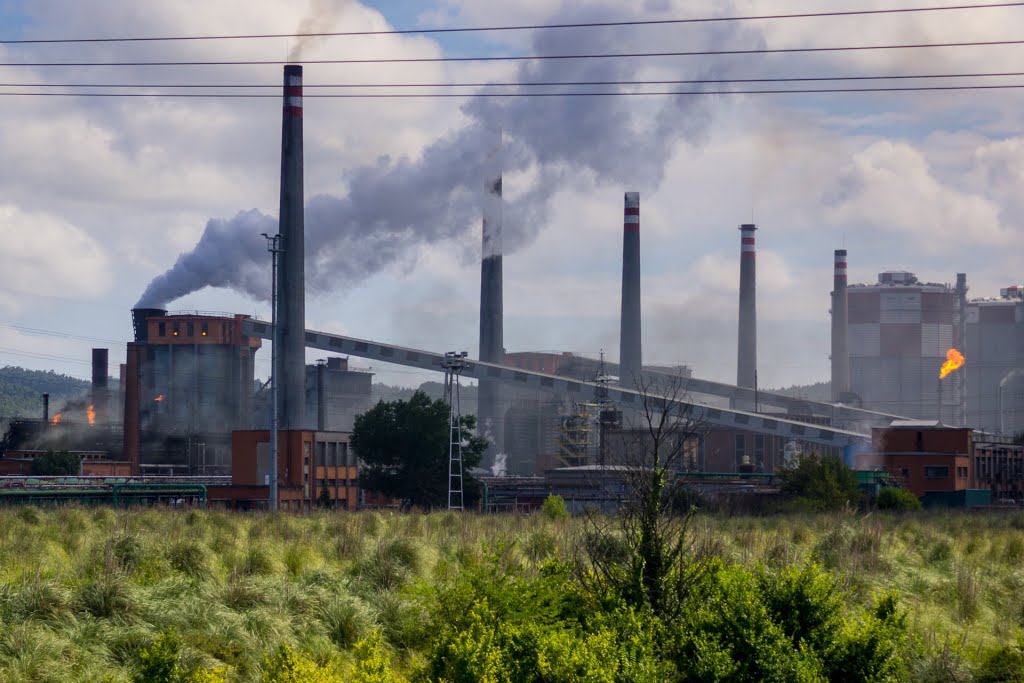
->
[351,390,487,509]
[581,374,707,621]
[30,449,81,476]
[778,452,861,512]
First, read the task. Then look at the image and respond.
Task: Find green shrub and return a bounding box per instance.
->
[539,495,569,520]
[30,450,81,476]
[975,638,1024,683]
[134,628,183,683]
[876,487,922,511]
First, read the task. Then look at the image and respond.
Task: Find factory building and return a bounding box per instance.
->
[964,286,1024,436]
[123,308,261,474]
[847,271,965,423]
[304,357,374,432]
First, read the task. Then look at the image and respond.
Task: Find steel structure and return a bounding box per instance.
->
[442,352,468,510]
[242,321,875,448]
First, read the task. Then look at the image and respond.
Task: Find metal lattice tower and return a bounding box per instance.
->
[443,351,469,511]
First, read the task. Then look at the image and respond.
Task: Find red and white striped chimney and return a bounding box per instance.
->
[831,249,850,401]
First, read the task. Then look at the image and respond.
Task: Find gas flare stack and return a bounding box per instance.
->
[736,224,758,398]
[277,64,306,430]
[478,131,504,470]
[831,249,850,401]
[619,192,642,388]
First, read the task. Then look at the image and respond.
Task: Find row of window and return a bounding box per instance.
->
[157,320,224,338]
[921,466,969,479]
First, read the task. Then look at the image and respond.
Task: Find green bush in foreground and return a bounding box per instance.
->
[876,487,922,512]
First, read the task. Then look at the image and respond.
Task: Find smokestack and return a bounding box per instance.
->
[42,393,49,424]
[619,192,642,387]
[277,64,307,430]
[478,130,504,470]
[123,342,141,474]
[831,250,850,401]
[92,348,108,424]
[736,224,757,392]
[955,272,968,425]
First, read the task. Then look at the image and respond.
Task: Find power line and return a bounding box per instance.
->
[2,84,1024,98]
[1,3,1021,44]
[5,71,1024,89]
[3,38,1024,67]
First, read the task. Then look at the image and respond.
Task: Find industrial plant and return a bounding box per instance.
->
[2,64,1022,511]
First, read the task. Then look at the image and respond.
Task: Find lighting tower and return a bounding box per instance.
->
[262,232,283,511]
[443,351,469,511]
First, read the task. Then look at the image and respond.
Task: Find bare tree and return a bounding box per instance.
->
[578,372,707,620]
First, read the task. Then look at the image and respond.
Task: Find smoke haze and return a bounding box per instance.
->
[136,5,744,309]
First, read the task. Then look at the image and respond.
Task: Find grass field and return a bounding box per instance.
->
[1,507,1023,681]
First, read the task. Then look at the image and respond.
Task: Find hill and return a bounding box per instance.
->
[0,366,90,419]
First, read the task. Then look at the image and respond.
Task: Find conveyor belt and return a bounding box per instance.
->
[244,321,871,448]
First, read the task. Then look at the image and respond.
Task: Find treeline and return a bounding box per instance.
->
[0,366,90,419]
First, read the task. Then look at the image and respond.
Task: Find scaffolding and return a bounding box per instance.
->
[442,352,468,511]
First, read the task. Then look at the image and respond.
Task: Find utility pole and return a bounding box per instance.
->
[262,232,284,511]
[443,351,468,511]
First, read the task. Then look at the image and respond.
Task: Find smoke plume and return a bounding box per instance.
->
[137,5,747,309]
[288,0,352,62]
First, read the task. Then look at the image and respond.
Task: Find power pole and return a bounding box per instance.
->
[443,351,468,511]
[262,232,284,511]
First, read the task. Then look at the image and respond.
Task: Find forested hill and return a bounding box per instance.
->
[0,366,89,419]
[766,380,831,403]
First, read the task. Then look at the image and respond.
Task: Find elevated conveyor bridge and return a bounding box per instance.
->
[244,321,874,449]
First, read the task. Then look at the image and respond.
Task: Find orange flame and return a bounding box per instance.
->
[86,404,96,426]
[939,348,965,379]
[51,412,62,425]
[154,394,164,402]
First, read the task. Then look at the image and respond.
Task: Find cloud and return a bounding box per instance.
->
[0,205,111,313]
[824,140,1011,249]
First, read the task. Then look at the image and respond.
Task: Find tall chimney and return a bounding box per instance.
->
[92,348,108,424]
[619,192,642,387]
[276,64,306,430]
[955,272,968,425]
[478,130,504,470]
[736,224,757,392]
[42,393,49,424]
[831,249,850,401]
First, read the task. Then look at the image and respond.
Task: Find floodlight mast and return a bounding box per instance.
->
[262,232,284,511]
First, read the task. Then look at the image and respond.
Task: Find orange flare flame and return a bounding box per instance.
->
[86,404,96,426]
[51,412,62,425]
[939,348,965,379]
[154,395,164,402]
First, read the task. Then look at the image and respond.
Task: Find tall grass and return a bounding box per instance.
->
[0,507,1022,680]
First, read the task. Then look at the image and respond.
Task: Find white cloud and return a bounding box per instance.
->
[0,205,111,312]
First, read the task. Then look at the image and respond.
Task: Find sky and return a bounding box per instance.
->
[0,0,1021,395]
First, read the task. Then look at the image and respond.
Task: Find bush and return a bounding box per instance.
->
[876,487,922,511]
[539,495,569,520]
[778,453,861,511]
[30,450,80,476]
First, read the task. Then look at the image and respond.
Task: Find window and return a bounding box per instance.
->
[187,322,194,336]
[200,322,208,337]
[957,466,968,479]
[924,466,949,479]
[172,324,180,337]
[158,322,166,337]
[754,435,765,468]
[734,434,746,467]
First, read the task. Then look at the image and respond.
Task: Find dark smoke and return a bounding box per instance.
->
[137,4,749,309]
